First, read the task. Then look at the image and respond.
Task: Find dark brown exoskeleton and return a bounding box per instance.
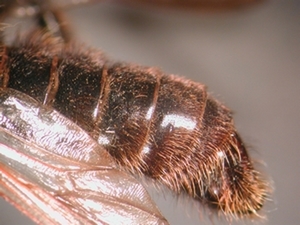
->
[0,0,269,222]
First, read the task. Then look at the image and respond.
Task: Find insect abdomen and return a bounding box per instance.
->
[1,34,268,217]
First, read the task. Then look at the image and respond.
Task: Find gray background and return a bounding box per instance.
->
[0,0,299,224]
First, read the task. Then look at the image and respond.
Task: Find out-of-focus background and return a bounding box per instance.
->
[0,0,299,224]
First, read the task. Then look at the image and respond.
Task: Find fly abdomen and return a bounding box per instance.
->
[0,33,268,218]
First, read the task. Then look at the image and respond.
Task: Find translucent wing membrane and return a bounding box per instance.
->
[0,88,168,225]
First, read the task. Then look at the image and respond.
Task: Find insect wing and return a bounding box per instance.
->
[0,88,168,225]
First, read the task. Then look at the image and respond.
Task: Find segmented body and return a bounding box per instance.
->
[0,32,267,217]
